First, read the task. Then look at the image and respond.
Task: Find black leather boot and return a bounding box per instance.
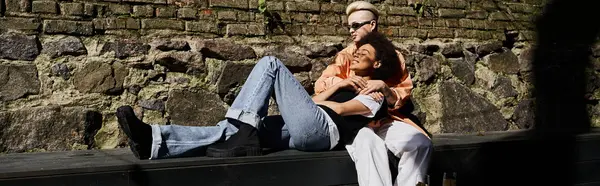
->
[206,120,262,157]
[116,106,152,160]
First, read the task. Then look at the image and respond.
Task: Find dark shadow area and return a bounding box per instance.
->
[429,0,600,185]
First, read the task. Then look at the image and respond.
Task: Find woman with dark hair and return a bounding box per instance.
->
[115,32,400,160]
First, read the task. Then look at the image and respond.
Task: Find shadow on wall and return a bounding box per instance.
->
[429,0,600,185]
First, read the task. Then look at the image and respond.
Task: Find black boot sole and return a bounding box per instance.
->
[116,107,150,160]
[206,146,262,158]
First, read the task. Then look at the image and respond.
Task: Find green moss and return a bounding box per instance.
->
[138,84,170,100]
[71,142,89,151]
[94,116,122,149]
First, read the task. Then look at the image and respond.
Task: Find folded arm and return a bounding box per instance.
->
[315,100,370,116]
[316,95,383,117]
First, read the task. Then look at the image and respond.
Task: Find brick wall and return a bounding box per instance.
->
[1,0,541,39]
[5,0,599,153]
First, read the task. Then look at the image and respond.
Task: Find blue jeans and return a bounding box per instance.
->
[149,56,331,159]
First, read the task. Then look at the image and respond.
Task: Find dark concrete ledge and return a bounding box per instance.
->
[1,129,599,186]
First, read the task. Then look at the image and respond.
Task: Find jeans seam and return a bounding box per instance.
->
[242,59,272,120]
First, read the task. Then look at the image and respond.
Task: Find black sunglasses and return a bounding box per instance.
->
[348,20,373,30]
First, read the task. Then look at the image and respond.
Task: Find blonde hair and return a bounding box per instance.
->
[345,1,379,19]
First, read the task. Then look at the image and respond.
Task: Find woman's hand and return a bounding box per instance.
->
[360,80,398,107]
[336,76,368,93]
[359,80,388,95]
[367,92,385,102]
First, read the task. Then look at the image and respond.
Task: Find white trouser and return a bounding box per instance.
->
[346,121,433,186]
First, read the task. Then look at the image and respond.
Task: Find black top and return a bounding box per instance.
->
[317,89,388,150]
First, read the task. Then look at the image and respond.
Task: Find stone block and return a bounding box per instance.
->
[247,23,264,36]
[217,10,236,21]
[248,0,257,9]
[6,0,30,12]
[446,19,460,28]
[0,33,40,61]
[301,25,316,35]
[274,24,301,35]
[177,7,197,19]
[480,0,501,11]
[32,1,57,14]
[156,7,176,18]
[491,31,505,40]
[0,17,41,31]
[123,0,167,4]
[436,0,467,9]
[95,4,107,16]
[433,19,446,27]
[402,16,418,27]
[61,3,84,16]
[152,40,190,51]
[438,8,465,18]
[507,3,536,13]
[517,30,535,41]
[320,3,344,13]
[133,5,154,17]
[226,23,264,36]
[387,6,414,16]
[438,81,508,133]
[43,20,94,36]
[262,45,311,71]
[489,12,510,21]
[266,1,284,11]
[209,0,248,9]
[108,4,131,15]
[380,27,399,37]
[101,40,149,59]
[196,39,256,61]
[484,49,519,74]
[141,19,185,30]
[522,0,543,5]
[154,51,203,73]
[198,9,216,20]
[472,19,488,30]
[447,57,475,85]
[458,19,473,28]
[315,25,337,35]
[512,13,533,22]
[84,4,95,17]
[286,1,319,12]
[418,18,433,28]
[41,36,87,58]
[102,18,140,30]
[185,21,218,33]
[466,10,488,19]
[393,0,408,5]
[455,29,492,40]
[73,61,128,94]
[0,106,102,152]
[398,28,427,39]
[428,29,454,38]
[0,64,40,101]
[167,89,228,126]
[291,13,309,23]
[237,12,253,22]
[319,14,340,24]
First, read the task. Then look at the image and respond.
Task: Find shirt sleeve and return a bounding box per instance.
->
[387,50,414,110]
[352,94,384,118]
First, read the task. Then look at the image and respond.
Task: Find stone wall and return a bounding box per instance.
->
[0,0,597,153]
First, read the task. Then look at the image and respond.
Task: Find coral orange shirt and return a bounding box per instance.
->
[314,44,428,137]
